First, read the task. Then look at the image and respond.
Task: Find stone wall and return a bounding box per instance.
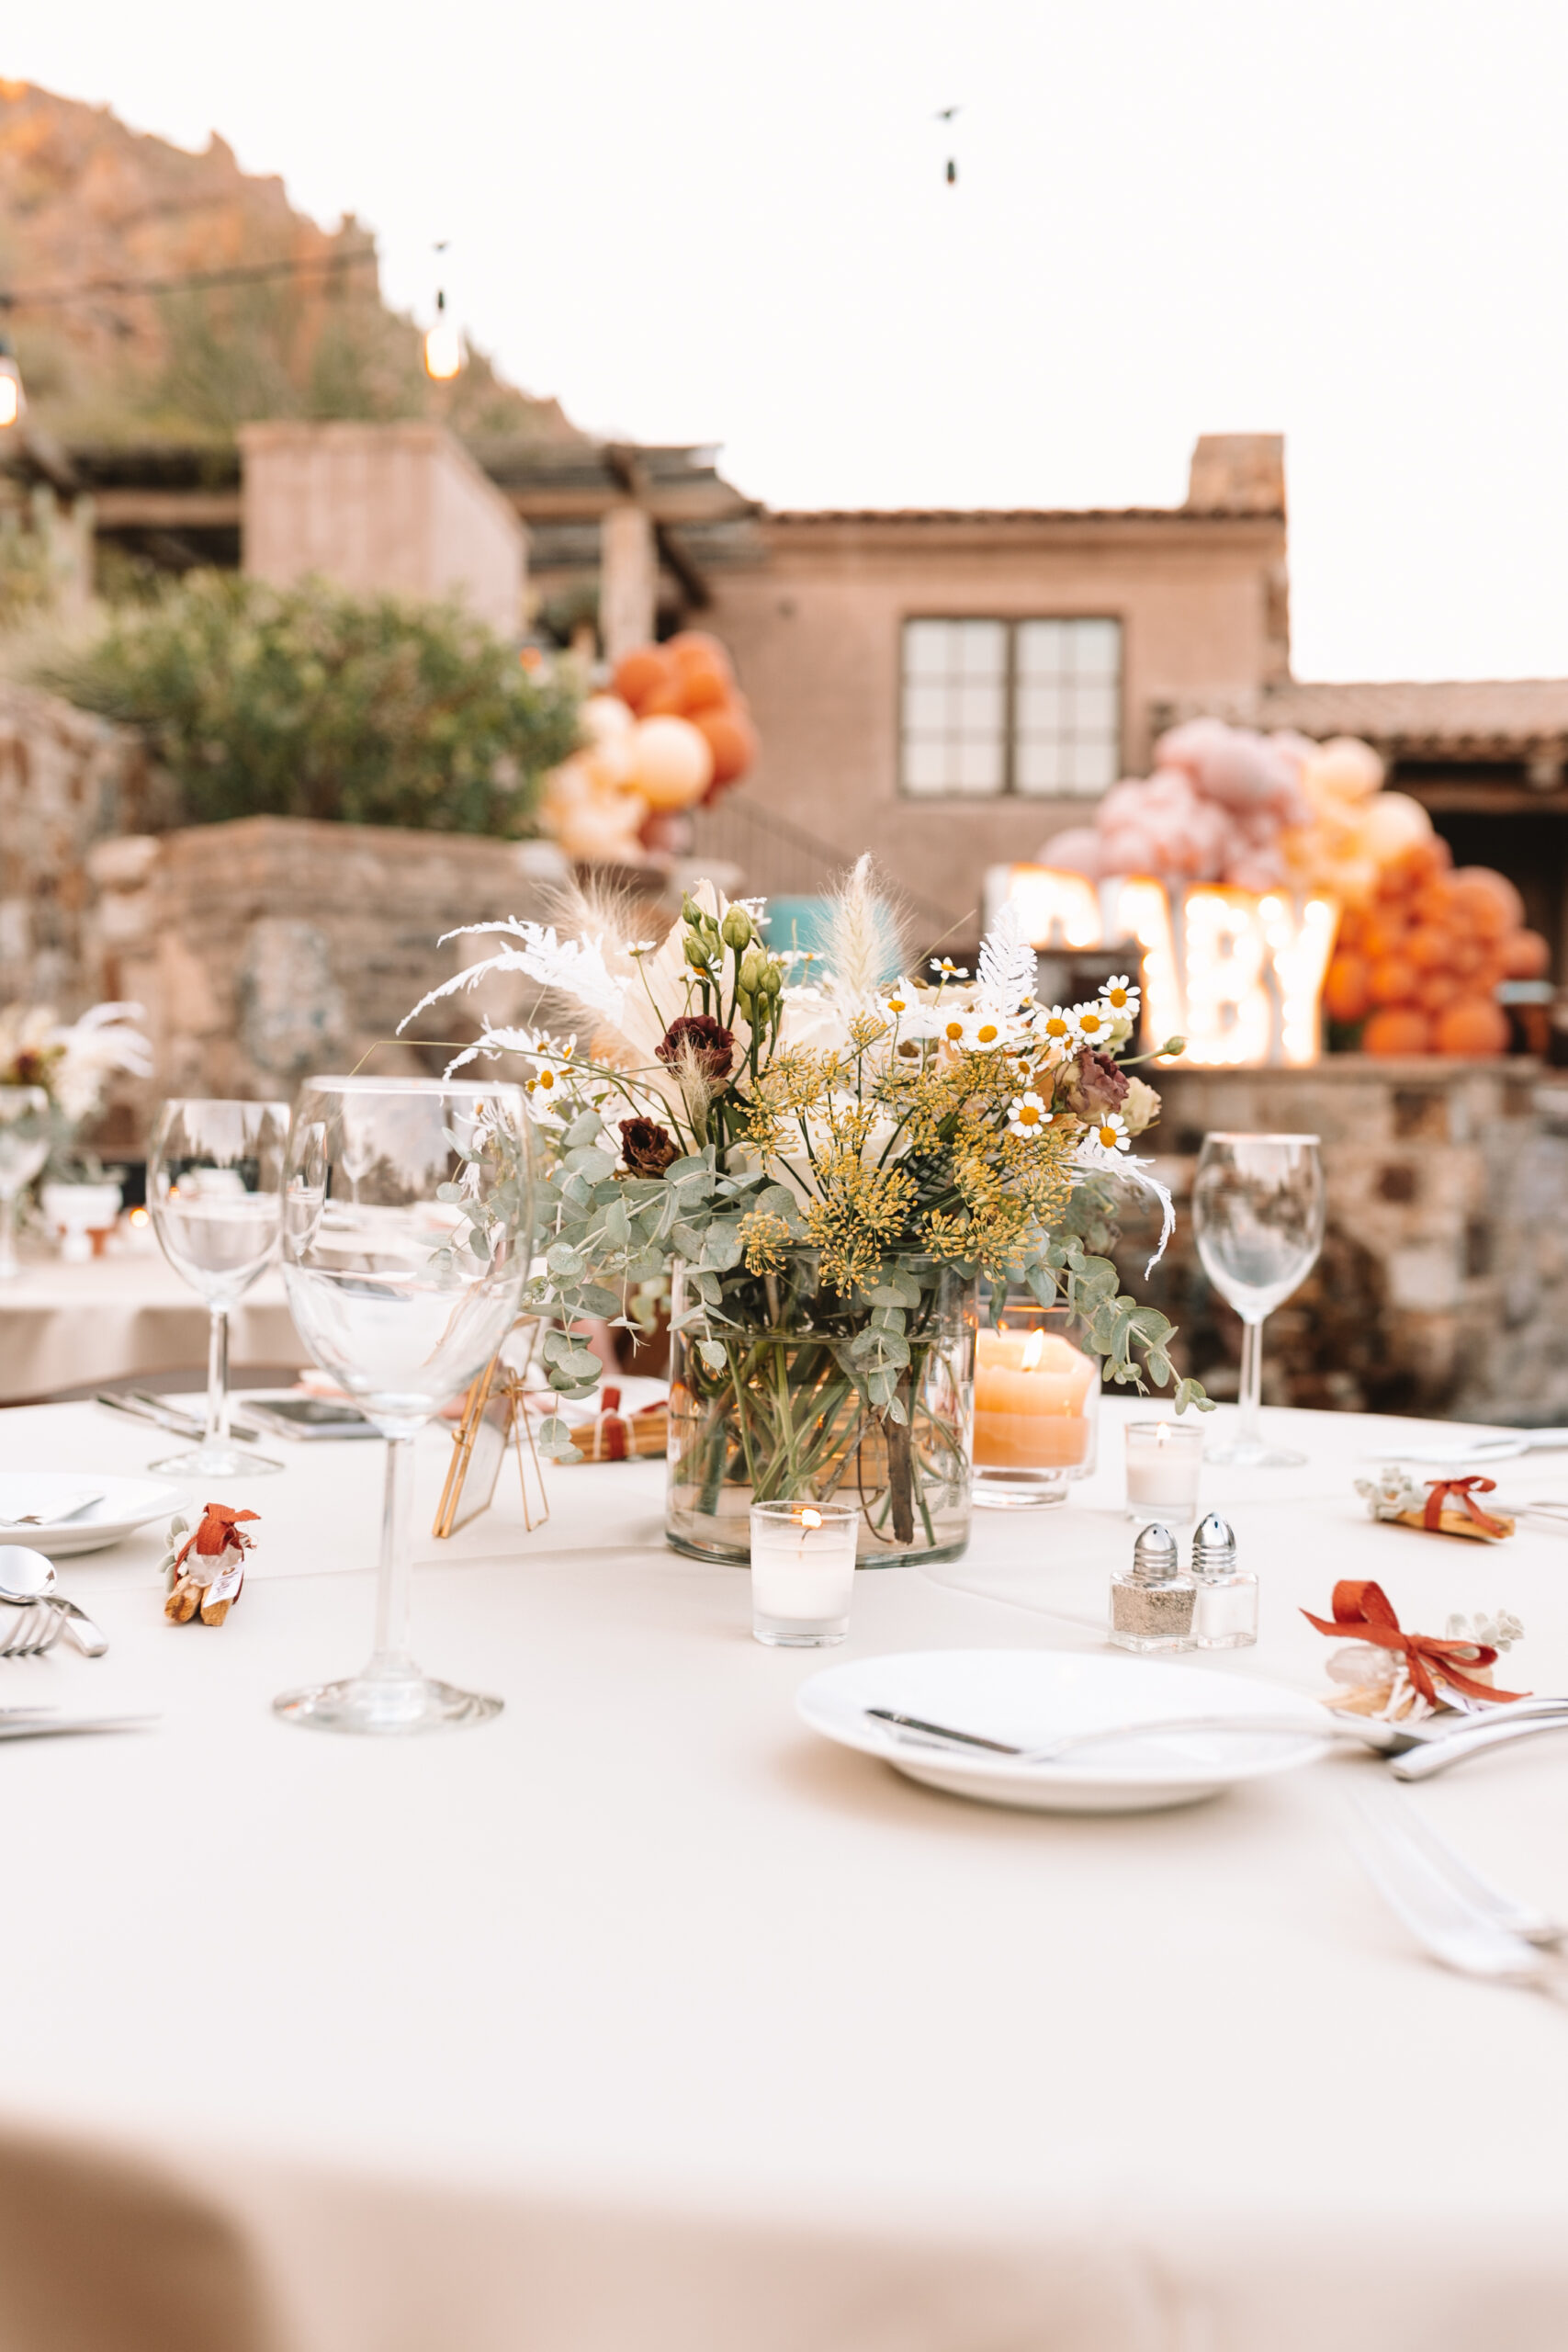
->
[0,684,161,1012]
[1114,1057,1559,1425]
[82,816,573,1148]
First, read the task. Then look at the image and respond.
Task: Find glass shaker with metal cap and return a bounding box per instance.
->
[1109,1522,1196,1653]
[1190,1513,1257,1649]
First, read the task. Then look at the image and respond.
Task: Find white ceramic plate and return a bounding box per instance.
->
[1360,1435,1526,1466]
[797,1649,1331,1813]
[0,1473,191,1558]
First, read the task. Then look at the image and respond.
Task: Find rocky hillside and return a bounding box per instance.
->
[0,80,580,448]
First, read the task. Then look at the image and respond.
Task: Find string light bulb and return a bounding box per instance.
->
[423,288,463,381]
[0,333,24,431]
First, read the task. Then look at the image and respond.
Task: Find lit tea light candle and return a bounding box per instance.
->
[1123,1419,1204,1525]
[972,1317,1100,1511]
[749,1500,858,1647]
[974,1326,1097,1469]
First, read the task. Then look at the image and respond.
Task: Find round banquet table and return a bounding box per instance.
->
[0,1392,1566,2352]
[0,1254,302,1401]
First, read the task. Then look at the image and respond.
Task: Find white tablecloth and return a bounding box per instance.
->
[0,1257,302,1400]
[0,1395,1566,2352]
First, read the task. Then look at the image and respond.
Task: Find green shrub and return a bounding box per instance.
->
[38,571,581,836]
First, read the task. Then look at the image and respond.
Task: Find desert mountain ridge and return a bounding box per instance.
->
[0,79,582,449]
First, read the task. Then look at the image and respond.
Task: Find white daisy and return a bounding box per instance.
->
[1101,974,1141,1017]
[934,1007,971,1049]
[1037,1004,1080,1050]
[1081,1112,1131,1159]
[929,956,970,979]
[960,1009,1015,1052]
[1072,1001,1116,1046]
[1006,1091,1053,1140]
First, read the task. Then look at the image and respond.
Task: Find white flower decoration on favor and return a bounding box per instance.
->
[1006,1091,1052,1140]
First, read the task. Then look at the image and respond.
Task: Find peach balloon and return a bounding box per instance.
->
[1302,736,1385,804]
[630,716,715,810]
[1434,998,1509,1057]
[1324,954,1371,1022]
[580,692,636,745]
[1502,929,1551,979]
[1363,1008,1430,1056]
[1359,792,1433,861]
[1451,867,1525,932]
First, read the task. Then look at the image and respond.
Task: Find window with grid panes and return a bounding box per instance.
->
[898,616,1122,799]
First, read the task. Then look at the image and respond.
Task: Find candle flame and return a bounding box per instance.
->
[798,1508,823,1529]
[1021,1329,1046,1370]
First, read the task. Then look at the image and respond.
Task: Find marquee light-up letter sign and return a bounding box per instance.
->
[987,865,1338,1069]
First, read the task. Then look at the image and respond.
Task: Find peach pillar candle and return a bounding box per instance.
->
[974,1327,1097,1469]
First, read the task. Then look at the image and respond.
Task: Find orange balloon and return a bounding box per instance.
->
[1502,928,1551,979]
[1368,955,1418,1006]
[1360,914,1409,961]
[667,630,734,677]
[1417,968,1462,1012]
[1404,925,1455,971]
[672,653,733,715]
[1363,1008,1431,1056]
[1434,997,1509,1057]
[1335,907,1366,953]
[1324,953,1371,1023]
[693,702,759,789]
[611,646,674,713]
[1450,938,1486,978]
[1451,865,1525,931]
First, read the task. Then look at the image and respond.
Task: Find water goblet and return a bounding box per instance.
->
[275,1076,532,1736]
[0,1087,51,1282]
[146,1098,290,1475]
[1192,1132,1325,1469]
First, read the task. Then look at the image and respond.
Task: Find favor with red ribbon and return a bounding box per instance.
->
[1303,1578,1529,1708]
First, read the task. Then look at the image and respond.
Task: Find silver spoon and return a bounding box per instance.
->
[0,1547,108,1657]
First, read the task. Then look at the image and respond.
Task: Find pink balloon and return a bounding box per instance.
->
[1039,827,1105,877]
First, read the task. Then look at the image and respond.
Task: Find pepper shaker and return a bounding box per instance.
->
[1190,1513,1257,1649]
[1109,1523,1196,1653]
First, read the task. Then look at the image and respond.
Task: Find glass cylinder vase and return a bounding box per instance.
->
[666,1250,976,1566]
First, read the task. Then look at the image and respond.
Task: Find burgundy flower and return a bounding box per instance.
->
[1059,1046,1130,1122]
[619,1117,679,1177]
[655,1013,735,1085]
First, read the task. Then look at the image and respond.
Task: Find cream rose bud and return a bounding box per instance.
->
[1121,1076,1161,1136]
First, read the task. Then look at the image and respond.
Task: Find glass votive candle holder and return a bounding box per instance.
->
[973,1304,1100,1510]
[1123,1419,1204,1528]
[749,1500,858,1646]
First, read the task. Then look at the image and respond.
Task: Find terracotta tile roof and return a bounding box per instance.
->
[1222,680,1568,752]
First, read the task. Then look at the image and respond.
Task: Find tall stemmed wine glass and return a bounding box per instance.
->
[0,1087,51,1282]
[1192,1133,1325,1469]
[147,1099,290,1475]
[276,1077,532,1736]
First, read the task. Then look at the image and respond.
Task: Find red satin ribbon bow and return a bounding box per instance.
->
[1422,1476,1507,1537]
[1301,1578,1528,1707]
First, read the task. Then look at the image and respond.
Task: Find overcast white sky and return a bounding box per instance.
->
[10,0,1568,681]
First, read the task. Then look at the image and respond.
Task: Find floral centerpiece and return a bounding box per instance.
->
[402,861,1203,1565]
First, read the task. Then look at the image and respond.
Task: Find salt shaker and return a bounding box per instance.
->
[1109,1523,1195,1653]
[1190,1513,1257,1650]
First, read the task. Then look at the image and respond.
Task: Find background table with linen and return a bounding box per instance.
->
[0,1257,303,1400]
[0,1395,1565,2352]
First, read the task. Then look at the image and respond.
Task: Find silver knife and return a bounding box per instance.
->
[95,1392,263,1444]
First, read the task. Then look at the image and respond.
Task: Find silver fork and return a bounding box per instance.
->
[0,1602,64,1658]
[1349,1793,1562,1988]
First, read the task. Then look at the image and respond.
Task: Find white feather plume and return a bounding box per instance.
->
[976,899,1036,1016]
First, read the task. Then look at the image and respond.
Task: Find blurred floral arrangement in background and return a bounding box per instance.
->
[0,1000,152,1174]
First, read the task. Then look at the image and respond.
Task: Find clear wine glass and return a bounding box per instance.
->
[147,1098,290,1475]
[276,1076,532,1736]
[0,1087,51,1282]
[1192,1132,1325,1469]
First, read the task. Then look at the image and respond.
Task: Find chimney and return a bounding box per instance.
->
[1185,435,1285,516]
